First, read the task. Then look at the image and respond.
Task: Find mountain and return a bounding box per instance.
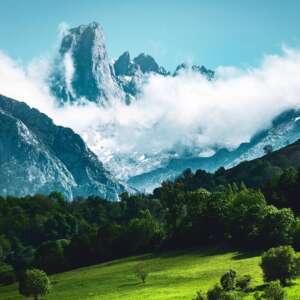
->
[113,51,170,102]
[49,22,123,105]
[49,22,214,105]
[0,94,124,200]
[128,109,300,192]
[173,63,215,79]
[47,21,299,194]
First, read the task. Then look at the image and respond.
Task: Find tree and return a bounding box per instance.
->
[19,269,51,300]
[126,210,162,253]
[220,269,237,291]
[0,262,16,285]
[261,246,299,285]
[35,239,69,274]
[134,264,148,283]
[261,206,296,248]
[160,181,186,234]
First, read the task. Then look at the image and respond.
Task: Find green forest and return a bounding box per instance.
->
[2,148,300,298]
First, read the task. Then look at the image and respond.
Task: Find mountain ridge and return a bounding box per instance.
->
[0,94,125,200]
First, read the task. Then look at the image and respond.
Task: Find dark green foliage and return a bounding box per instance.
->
[207,284,224,300]
[35,239,70,274]
[19,269,51,300]
[220,269,237,291]
[0,235,11,260]
[263,281,285,300]
[236,274,251,291]
[0,262,16,285]
[206,285,237,300]
[193,290,206,300]
[261,246,299,285]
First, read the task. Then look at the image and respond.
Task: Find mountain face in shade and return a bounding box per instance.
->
[50,22,123,105]
[0,94,124,200]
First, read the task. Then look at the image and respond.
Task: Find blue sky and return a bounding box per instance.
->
[1,0,300,70]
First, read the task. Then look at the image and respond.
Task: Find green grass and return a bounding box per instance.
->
[1,246,300,299]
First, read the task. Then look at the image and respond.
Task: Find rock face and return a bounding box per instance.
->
[50,22,123,105]
[0,95,124,200]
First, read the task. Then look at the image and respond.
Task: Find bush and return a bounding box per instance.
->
[207,285,224,300]
[236,274,251,291]
[0,263,16,285]
[261,246,299,285]
[220,270,237,291]
[19,269,51,300]
[263,281,285,300]
[206,284,239,300]
[193,290,206,300]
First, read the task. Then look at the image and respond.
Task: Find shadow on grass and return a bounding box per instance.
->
[118,282,143,288]
[152,245,231,260]
[251,283,268,292]
[231,250,261,260]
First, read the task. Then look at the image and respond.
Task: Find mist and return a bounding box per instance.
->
[1,47,300,178]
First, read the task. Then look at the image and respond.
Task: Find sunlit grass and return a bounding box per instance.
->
[1,246,300,299]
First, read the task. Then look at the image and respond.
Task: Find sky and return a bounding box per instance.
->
[1,0,300,70]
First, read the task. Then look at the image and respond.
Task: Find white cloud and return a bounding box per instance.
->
[1,47,300,178]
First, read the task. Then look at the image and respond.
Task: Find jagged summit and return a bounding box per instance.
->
[50,22,123,105]
[114,51,139,76]
[133,53,169,75]
[49,22,214,105]
[174,63,215,79]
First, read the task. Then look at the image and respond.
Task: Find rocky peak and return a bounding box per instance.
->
[50,22,123,105]
[114,51,138,76]
[174,63,214,80]
[133,53,168,75]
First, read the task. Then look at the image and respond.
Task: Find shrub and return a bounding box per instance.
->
[193,290,206,300]
[207,284,224,300]
[263,281,285,300]
[236,274,251,291]
[261,246,299,285]
[19,269,51,300]
[220,270,237,291]
[206,285,239,300]
[134,264,148,283]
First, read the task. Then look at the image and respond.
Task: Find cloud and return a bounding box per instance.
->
[1,47,300,178]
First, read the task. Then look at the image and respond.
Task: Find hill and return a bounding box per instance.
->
[1,247,300,300]
[224,138,300,188]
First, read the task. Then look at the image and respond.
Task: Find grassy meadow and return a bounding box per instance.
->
[1,247,300,300]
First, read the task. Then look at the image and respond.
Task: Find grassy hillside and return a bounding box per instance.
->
[1,247,300,300]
